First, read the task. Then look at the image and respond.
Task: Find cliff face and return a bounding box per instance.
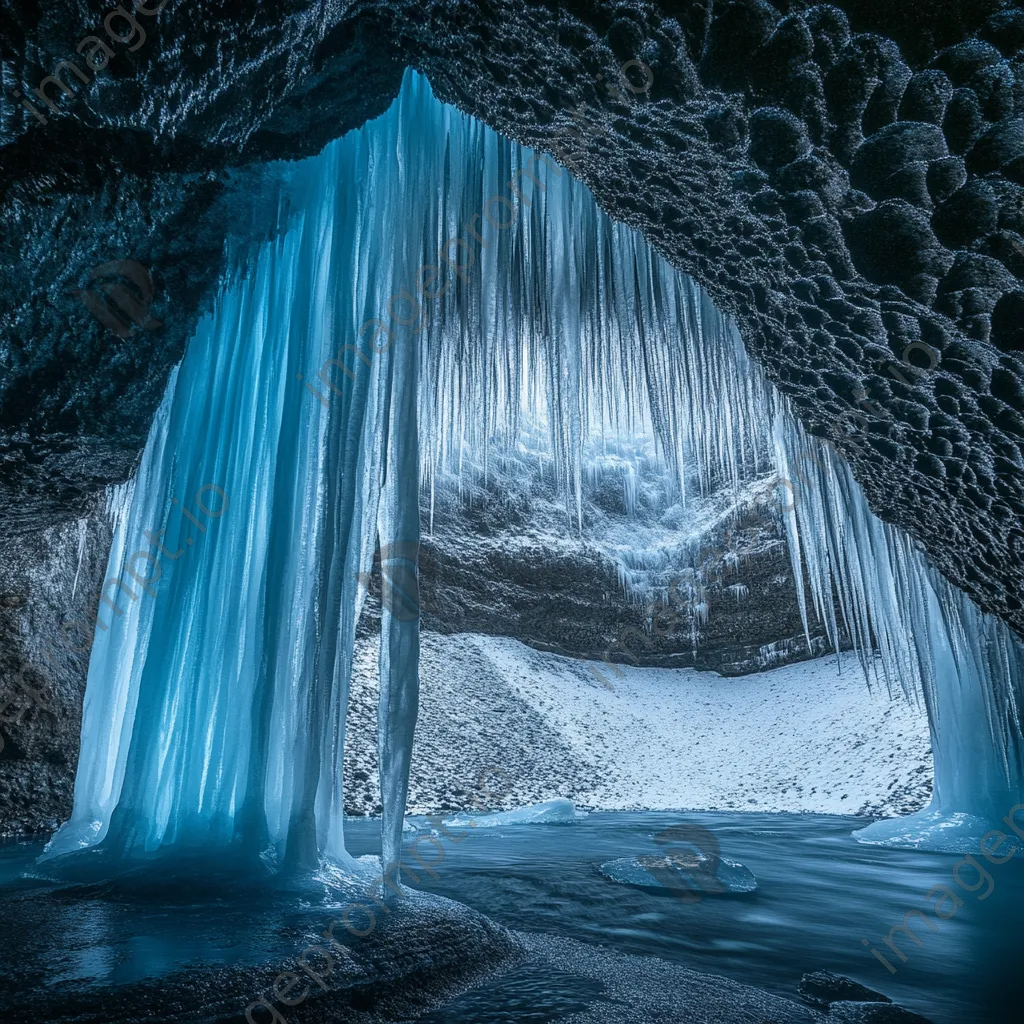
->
[409,468,835,677]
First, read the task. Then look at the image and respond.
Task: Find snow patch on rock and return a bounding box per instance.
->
[344,631,933,820]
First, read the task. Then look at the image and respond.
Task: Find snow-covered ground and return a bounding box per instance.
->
[344,630,933,820]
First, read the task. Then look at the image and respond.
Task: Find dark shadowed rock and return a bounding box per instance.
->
[932,179,1000,247]
[702,0,781,92]
[844,200,951,291]
[523,931,827,1023]
[749,106,812,168]
[932,38,1004,85]
[991,291,1024,351]
[942,86,985,154]
[925,154,967,203]
[805,4,850,69]
[798,970,892,1010]
[939,251,1017,294]
[0,500,111,835]
[898,70,954,124]
[0,880,527,1024]
[982,7,1024,56]
[851,122,948,199]
[967,115,1024,173]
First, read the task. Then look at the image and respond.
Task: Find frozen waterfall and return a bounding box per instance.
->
[46,70,1024,873]
[775,423,1024,848]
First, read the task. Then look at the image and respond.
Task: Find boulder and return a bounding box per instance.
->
[798,971,891,1010]
[991,291,1024,352]
[931,39,1004,86]
[925,155,966,204]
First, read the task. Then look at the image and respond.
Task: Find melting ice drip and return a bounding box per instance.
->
[47,71,1023,871]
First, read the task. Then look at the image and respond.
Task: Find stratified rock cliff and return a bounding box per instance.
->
[409,464,834,676]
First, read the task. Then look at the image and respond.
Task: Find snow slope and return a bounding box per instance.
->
[344,631,933,820]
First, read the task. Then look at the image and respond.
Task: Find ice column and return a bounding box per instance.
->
[44,75,439,870]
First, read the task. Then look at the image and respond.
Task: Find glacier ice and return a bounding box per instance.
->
[47,69,1024,873]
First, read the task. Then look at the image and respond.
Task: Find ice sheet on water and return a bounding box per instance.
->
[853,808,1024,856]
[599,853,757,894]
[445,798,583,827]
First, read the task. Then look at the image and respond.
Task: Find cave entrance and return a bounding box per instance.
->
[44,69,1023,882]
[330,74,938,834]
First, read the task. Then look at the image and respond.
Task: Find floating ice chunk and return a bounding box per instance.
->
[853,808,1024,857]
[599,853,757,895]
[446,797,582,828]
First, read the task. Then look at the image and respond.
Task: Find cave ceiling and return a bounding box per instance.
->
[1,0,1023,634]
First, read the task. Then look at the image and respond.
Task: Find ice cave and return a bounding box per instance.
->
[2,3,1024,1024]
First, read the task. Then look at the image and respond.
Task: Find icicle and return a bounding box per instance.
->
[44,72,436,870]
[70,517,89,601]
[774,411,1024,841]
[376,80,424,886]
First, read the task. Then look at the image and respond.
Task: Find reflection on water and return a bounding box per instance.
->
[2,811,1020,1023]
[0,843,339,988]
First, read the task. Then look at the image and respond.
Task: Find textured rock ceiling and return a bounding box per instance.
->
[1,0,1022,635]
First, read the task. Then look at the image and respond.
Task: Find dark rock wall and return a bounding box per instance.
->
[0,496,110,835]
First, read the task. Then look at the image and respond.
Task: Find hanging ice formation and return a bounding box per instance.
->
[46,70,1022,871]
[44,77,427,872]
[775,424,1024,847]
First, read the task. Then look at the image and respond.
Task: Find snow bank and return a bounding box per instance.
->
[344,631,933,819]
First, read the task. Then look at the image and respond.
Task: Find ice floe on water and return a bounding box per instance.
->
[599,853,757,895]
[446,798,584,828]
[852,807,1024,857]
